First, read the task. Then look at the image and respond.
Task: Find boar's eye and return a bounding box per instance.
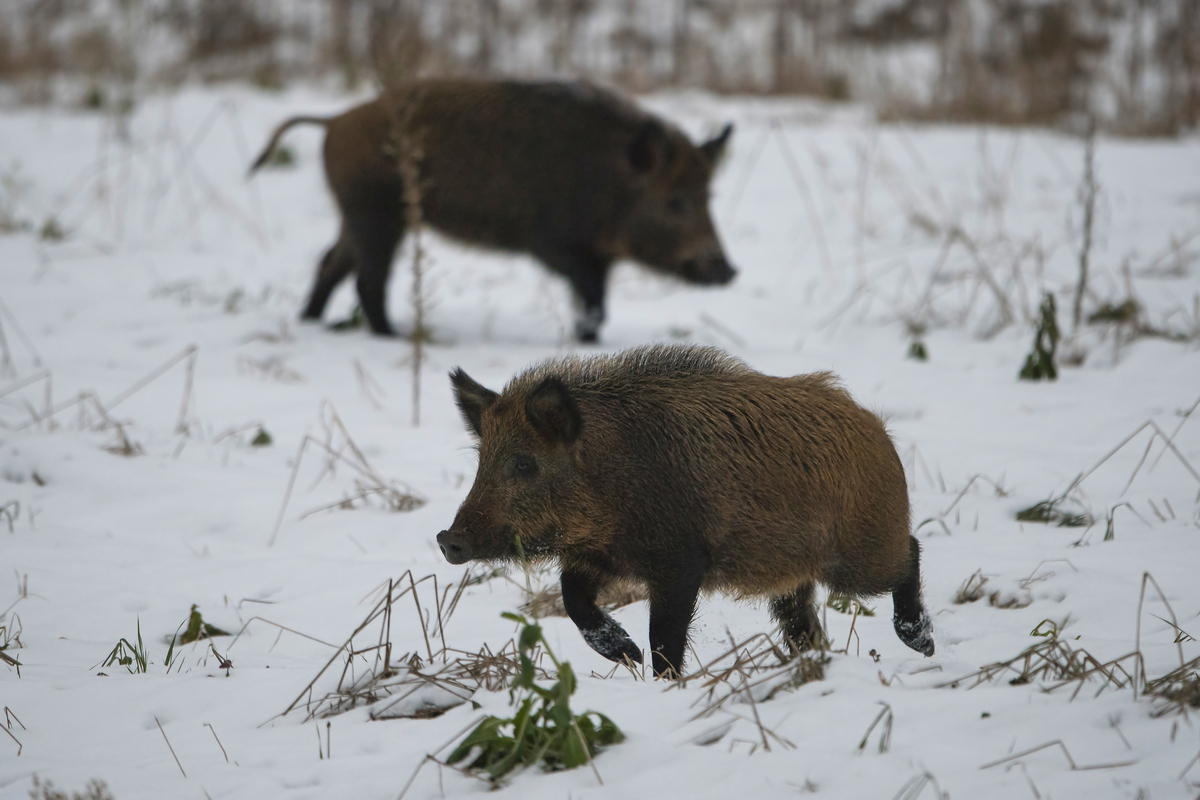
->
[667,195,688,215]
[507,454,538,480]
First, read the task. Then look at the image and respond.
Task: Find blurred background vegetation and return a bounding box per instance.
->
[0,0,1196,136]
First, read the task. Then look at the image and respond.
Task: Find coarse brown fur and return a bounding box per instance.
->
[438,344,934,677]
[249,79,736,342]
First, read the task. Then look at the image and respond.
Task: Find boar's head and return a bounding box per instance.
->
[437,368,587,566]
[620,120,736,287]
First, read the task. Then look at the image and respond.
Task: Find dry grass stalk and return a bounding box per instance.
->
[937,632,1141,699]
[1018,417,1200,532]
[353,359,384,409]
[268,402,424,546]
[0,296,43,370]
[1145,657,1200,718]
[203,722,229,763]
[154,715,186,777]
[856,702,893,754]
[954,570,988,604]
[287,569,550,725]
[679,632,827,728]
[979,738,1136,772]
[770,121,831,280]
[2,706,22,755]
[1073,117,1098,332]
[390,90,431,427]
[1133,572,1187,700]
[889,769,948,800]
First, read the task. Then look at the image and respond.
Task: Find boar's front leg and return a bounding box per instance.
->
[561,568,642,667]
[533,245,611,343]
[648,547,707,679]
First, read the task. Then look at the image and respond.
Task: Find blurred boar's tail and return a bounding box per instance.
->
[247,116,332,177]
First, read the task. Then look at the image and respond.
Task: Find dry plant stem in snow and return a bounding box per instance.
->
[268,402,424,546]
[391,93,429,427]
[1074,117,1098,333]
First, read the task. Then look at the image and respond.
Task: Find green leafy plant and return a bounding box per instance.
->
[445,611,624,785]
[1019,293,1059,381]
[1015,499,1092,528]
[178,604,230,645]
[329,306,367,331]
[826,593,874,617]
[99,618,150,674]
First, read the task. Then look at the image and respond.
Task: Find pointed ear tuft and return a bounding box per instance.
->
[450,368,498,439]
[525,377,581,445]
[699,122,733,168]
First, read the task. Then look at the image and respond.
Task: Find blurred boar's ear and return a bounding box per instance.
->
[628,120,674,175]
[449,368,498,439]
[525,377,581,446]
[700,122,733,168]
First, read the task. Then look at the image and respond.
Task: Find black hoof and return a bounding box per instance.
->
[581,616,643,665]
[894,613,935,657]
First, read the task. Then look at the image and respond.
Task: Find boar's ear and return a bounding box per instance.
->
[628,120,675,175]
[450,368,498,439]
[699,123,733,169]
[525,377,581,445]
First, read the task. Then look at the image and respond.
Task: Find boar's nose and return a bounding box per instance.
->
[683,254,737,286]
[437,530,473,565]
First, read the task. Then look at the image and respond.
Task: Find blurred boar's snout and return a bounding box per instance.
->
[437,530,472,565]
[685,253,737,286]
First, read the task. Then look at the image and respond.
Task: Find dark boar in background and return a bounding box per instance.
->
[249,79,736,343]
[438,344,934,678]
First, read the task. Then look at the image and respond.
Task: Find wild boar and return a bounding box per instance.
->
[437,344,934,678]
[248,79,736,343]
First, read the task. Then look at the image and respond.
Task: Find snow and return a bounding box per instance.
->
[1,84,1199,800]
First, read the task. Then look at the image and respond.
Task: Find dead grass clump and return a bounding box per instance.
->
[1015,498,1092,528]
[270,403,424,546]
[937,625,1139,699]
[520,580,647,619]
[278,570,543,724]
[954,570,988,604]
[1145,658,1200,718]
[28,776,113,800]
[1,612,22,674]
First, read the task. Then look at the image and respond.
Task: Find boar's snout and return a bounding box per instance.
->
[437,530,473,564]
[682,253,737,286]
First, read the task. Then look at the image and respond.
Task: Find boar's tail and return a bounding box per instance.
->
[247,116,333,177]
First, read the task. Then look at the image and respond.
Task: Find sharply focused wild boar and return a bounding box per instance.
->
[248,79,736,342]
[438,344,934,678]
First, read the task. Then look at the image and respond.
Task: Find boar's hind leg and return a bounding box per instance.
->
[345,201,405,336]
[302,235,356,322]
[561,569,643,666]
[648,548,707,679]
[891,536,935,656]
[770,582,827,653]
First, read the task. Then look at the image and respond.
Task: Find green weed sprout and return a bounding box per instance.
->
[446,534,622,784]
[446,611,624,783]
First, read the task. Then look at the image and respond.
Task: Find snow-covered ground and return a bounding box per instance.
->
[1,85,1199,800]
